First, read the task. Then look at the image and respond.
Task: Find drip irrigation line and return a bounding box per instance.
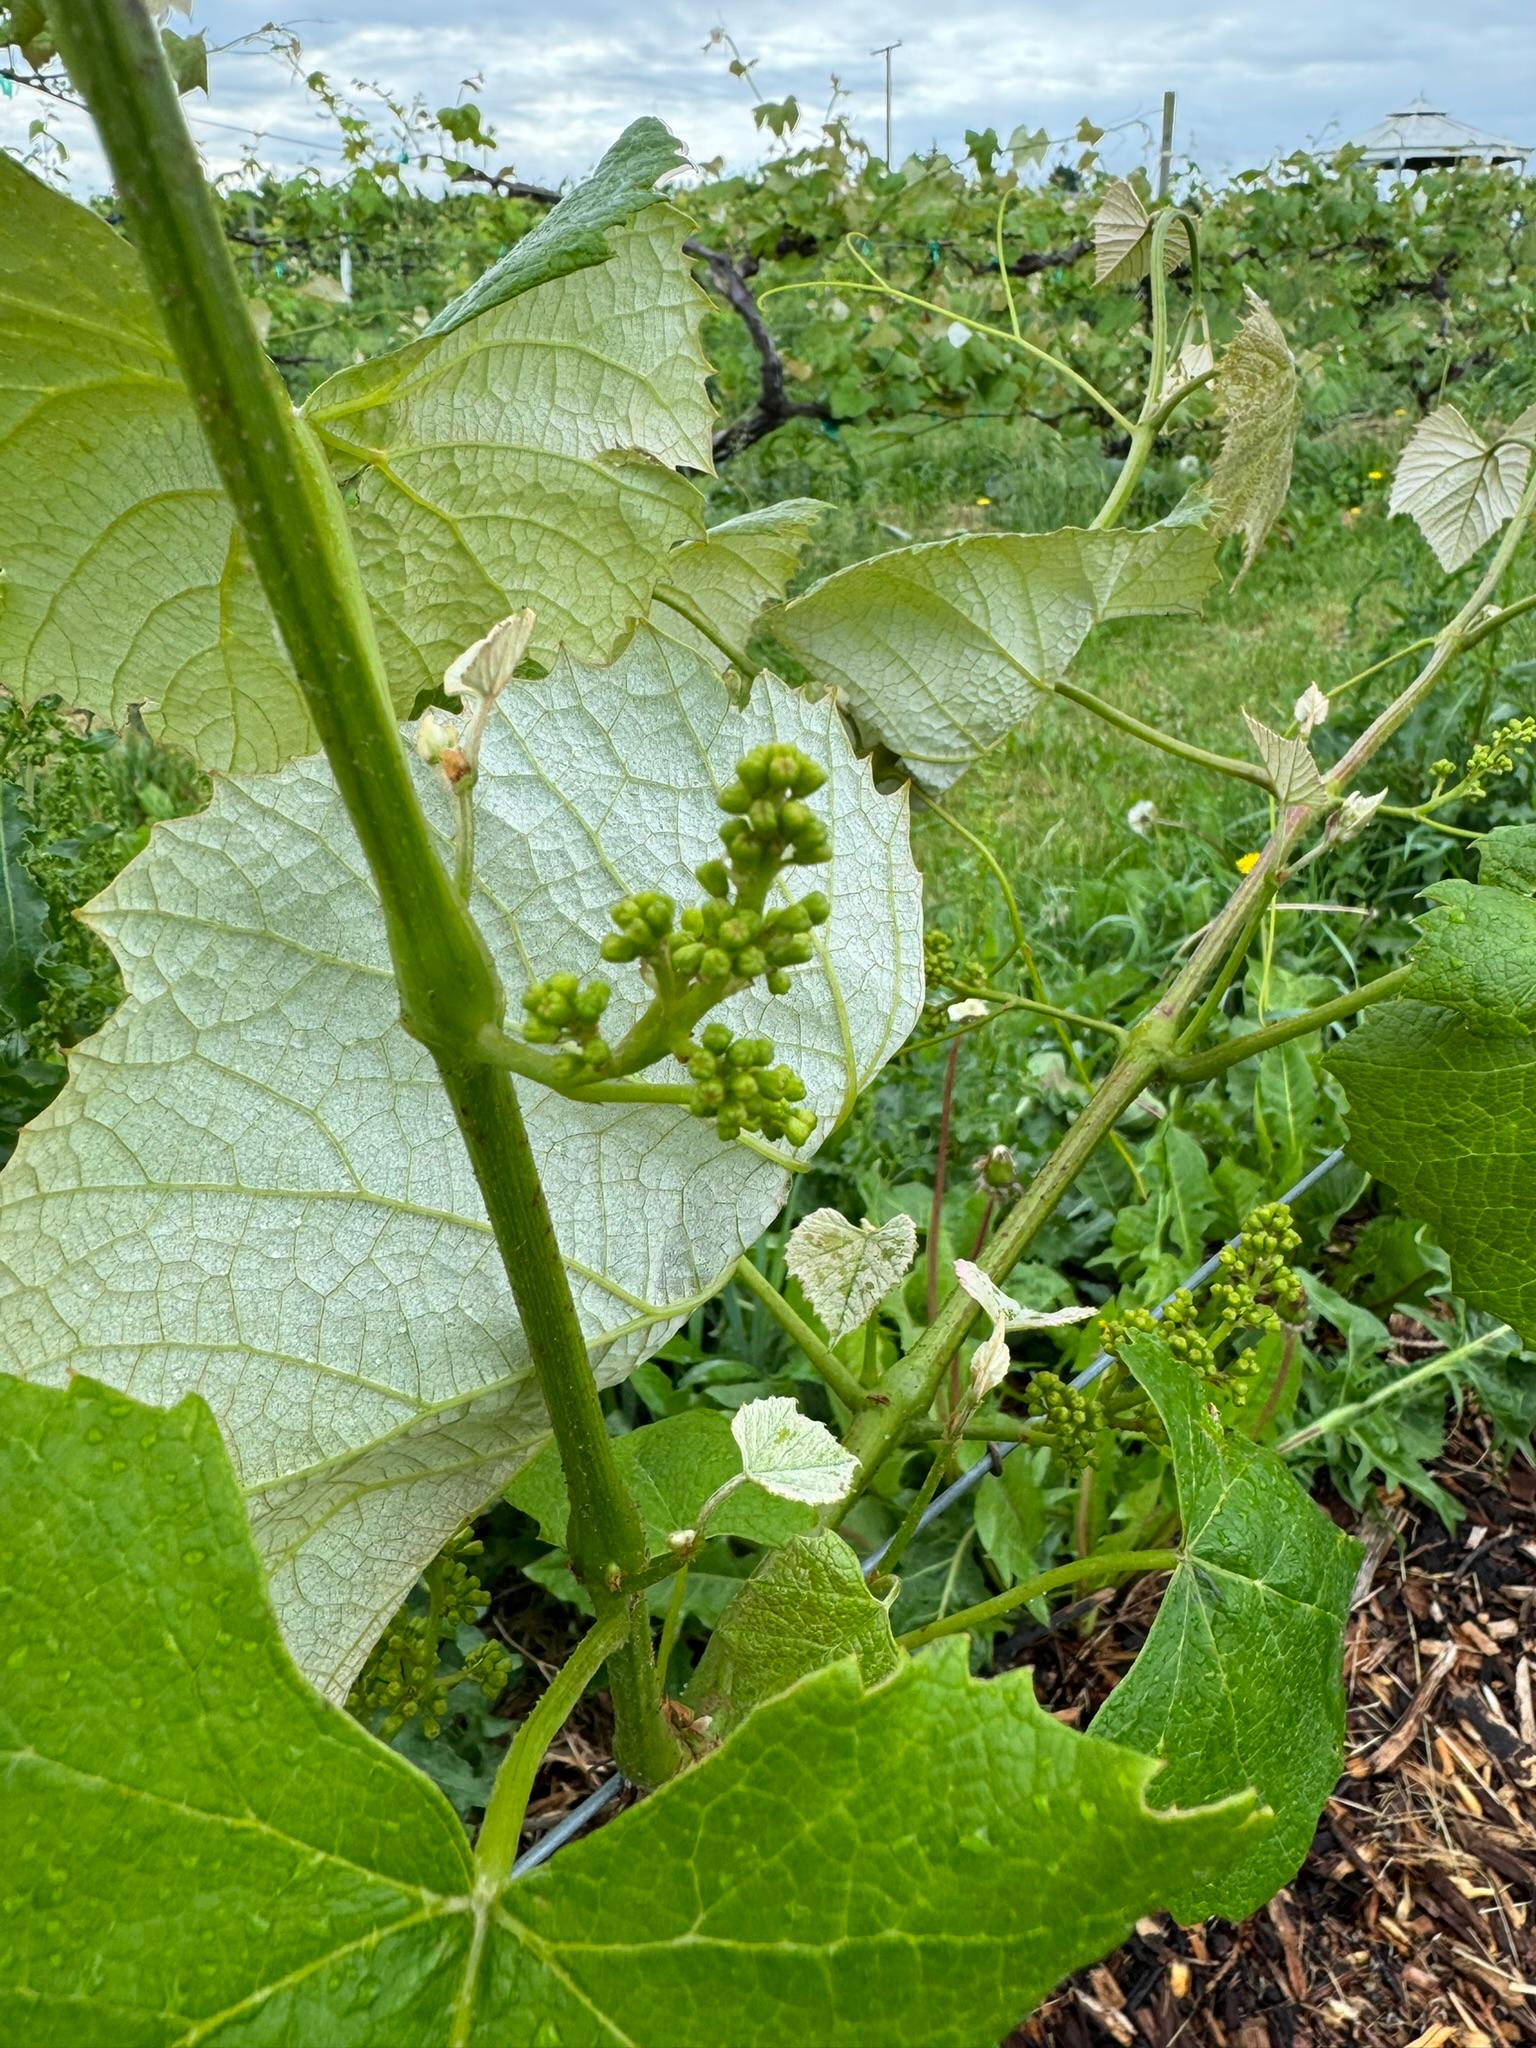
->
[860,1144,1347,1576]
[509,1770,625,1877]
[502,1144,1348,1872]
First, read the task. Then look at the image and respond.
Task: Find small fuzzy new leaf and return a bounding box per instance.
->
[784,1205,918,1339]
[730,1395,859,1504]
[1093,179,1190,287]
[1209,291,1301,577]
[777,517,1220,790]
[1389,403,1536,573]
[954,1258,1096,1333]
[1093,1331,1360,1920]
[443,608,535,703]
[1243,711,1329,812]
[954,1259,1095,1404]
[2,1372,1267,2046]
[0,627,922,1694]
[1293,682,1329,739]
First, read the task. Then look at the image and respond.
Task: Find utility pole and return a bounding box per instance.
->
[871,40,902,166]
[1156,89,1176,198]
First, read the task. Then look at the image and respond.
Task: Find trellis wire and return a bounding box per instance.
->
[506,1143,1347,1872]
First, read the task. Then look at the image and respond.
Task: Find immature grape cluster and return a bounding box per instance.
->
[347,1529,513,1740]
[1025,1370,1103,1473]
[1209,1200,1307,1337]
[513,745,833,1141]
[922,926,985,997]
[671,1020,815,1147]
[1433,716,1536,801]
[520,972,614,1081]
[1099,1200,1307,1401]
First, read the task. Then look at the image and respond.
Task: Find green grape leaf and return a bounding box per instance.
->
[0,782,48,1026]
[0,627,922,1696]
[302,178,713,696]
[507,1407,814,1550]
[1389,402,1536,573]
[1408,877,1536,1032]
[776,518,1220,790]
[422,117,687,337]
[1092,1331,1359,1922]
[784,1204,918,1339]
[685,1529,900,1737]
[1092,179,1191,287]
[2,1372,1266,2048]
[1330,998,1536,1339]
[1475,823,1536,895]
[0,154,313,771]
[656,499,828,681]
[1209,291,1301,576]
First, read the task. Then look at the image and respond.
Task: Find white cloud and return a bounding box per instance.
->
[6,0,1532,195]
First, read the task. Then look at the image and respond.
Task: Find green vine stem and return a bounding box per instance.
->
[1278,1325,1512,1453]
[652,585,758,683]
[1089,207,1200,531]
[472,1607,630,1894]
[1053,678,1272,788]
[1161,965,1412,1084]
[876,1450,950,1575]
[732,1255,870,1412]
[898,1548,1181,1650]
[58,0,680,1790]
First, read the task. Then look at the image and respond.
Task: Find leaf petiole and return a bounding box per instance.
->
[472,1606,631,1896]
[898,1548,1182,1650]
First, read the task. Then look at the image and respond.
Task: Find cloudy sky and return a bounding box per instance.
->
[7,1,1534,192]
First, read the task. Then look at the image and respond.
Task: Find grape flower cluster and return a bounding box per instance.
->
[347,1528,513,1740]
[670,1021,815,1147]
[1100,1200,1307,1402]
[516,743,834,1144]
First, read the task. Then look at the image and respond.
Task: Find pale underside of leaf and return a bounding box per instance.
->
[729,1395,860,1503]
[1389,402,1536,573]
[0,627,922,1695]
[776,519,1220,791]
[1209,290,1301,576]
[1093,179,1190,287]
[2,1372,1266,2048]
[783,1204,917,1339]
[655,499,828,681]
[422,117,688,337]
[0,154,313,771]
[304,203,716,695]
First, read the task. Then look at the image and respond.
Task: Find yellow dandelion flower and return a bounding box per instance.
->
[1367,469,1383,481]
[1236,852,1261,874]
[1393,406,1407,417]
[975,495,992,506]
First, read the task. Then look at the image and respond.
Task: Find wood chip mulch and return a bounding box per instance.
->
[1013,1416,1536,2048]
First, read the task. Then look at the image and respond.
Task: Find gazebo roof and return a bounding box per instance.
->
[1351,96,1529,170]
